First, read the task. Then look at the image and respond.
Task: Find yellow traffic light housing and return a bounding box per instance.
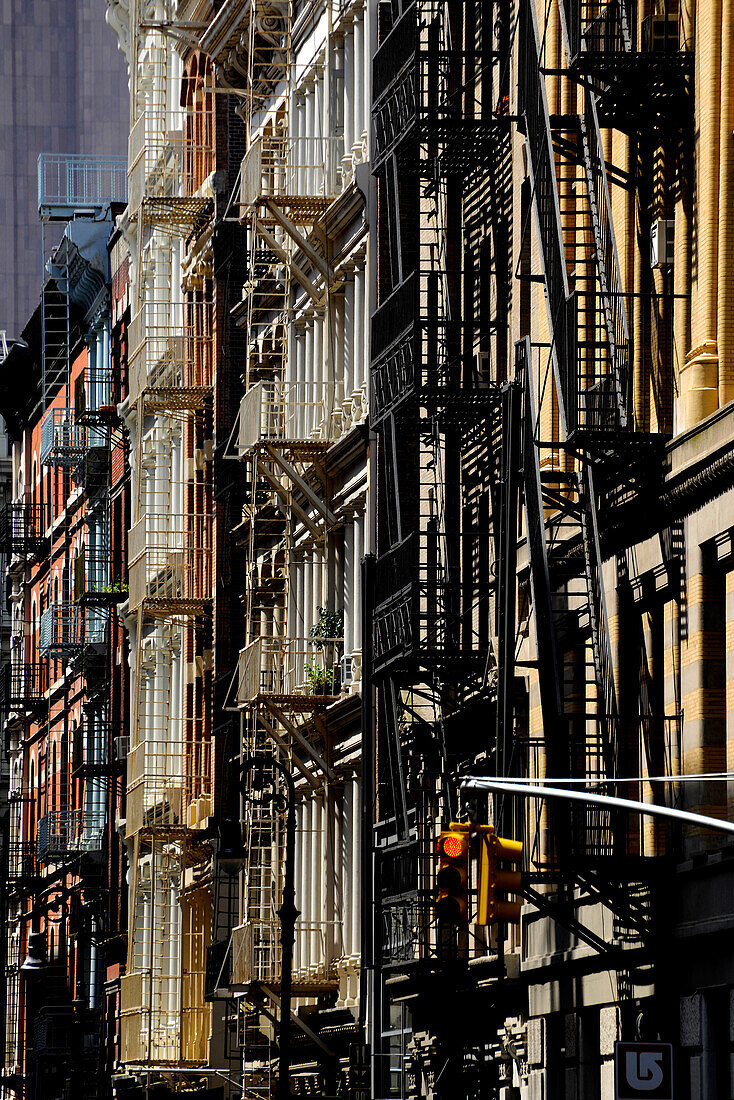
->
[435,826,470,924]
[477,827,523,926]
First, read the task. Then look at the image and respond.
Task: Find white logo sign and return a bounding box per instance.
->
[615,1043,673,1100]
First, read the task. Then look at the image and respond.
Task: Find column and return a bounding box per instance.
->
[300,800,312,972]
[343,277,355,427]
[310,795,321,972]
[304,318,314,437]
[350,778,360,958]
[295,325,305,437]
[343,522,354,670]
[342,28,354,181]
[294,802,303,974]
[353,264,365,421]
[363,0,371,153]
[313,311,325,437]
[681,545,726,855]
[303,550,313,648]
[351,513,363,694]
[352,11,364,162]
[305,83,315,197]
[342,783,354,957]
[333,293,345,430]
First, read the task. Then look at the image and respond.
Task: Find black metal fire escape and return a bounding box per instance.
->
[370,2,515,1094]
[513,0,690,929]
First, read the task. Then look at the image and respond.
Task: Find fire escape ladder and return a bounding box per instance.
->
[42,257,71,409]
[521,338,618,857]
[520,339,562,739]
[518,0,576,439]
[578,460,618,773]
[577,89,630,429]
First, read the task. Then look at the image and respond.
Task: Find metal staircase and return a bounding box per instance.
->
[520,338,618,859]
[520,0,631,440]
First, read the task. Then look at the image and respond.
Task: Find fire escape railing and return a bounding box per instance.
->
[518,0,577,438]
[579,89,630,429]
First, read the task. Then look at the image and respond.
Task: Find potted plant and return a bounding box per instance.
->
[304,657,335,696]
[309,607,343,692]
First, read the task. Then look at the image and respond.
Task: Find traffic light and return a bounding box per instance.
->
[435,825,470,923]
[477,827,523,926]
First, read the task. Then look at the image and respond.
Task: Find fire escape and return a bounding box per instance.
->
[370,4,511,1075]
[120,2,214,1077]
[221,1,356,1088]
[509,0,691,947]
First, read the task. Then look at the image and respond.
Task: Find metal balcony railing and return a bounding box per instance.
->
[0,503,46,556]
[230,920,339,992]
[563,0,683,63]
[72,718,118,777]
[33,1007,79,1057]
[237,636,343,709]
[36,809,105,862]
[37,153,127,219]
[0,659,48,710]
[372,1,503,173]
[7,841,38,884]
[40,408,87,468]
[370,273,499,425]
[39,604,107,658]
[127,513,212,613]
[240,134,343,216]
[74,549,121,604]
[237,380,338,455]
[75,361,115,425]
[372,532,490,673]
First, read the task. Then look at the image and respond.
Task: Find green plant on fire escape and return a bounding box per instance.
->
[305,607,343,694]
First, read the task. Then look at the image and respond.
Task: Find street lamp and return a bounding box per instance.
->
[225,753,299,1100]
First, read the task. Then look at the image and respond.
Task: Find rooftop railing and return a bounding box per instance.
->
[38,153,127,218]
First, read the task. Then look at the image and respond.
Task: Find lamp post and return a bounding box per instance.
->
[226,753,299,1100]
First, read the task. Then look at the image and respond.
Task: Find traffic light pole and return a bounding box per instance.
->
[460,778,734,836]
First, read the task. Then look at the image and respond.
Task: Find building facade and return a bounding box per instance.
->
[0,174,128,1100]
[369,0,734,1098]
[4,0,734,1098]
[107,0,373,1095]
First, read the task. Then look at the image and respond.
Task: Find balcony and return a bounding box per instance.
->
[0,659,48,710]
[240,134,342,221]
[127,106,212,229]
[370,273,500,426]
[75,359,115,426]
[236,636,342,711]
[39,604,107,658]
[127,321,212,409]
[372,1,503,173]
[128,514,212,615]
[72,718,121,778]
[33,1007,79,1058]
[562,0,691,121]
[37,153,127,220]
[40,408,86,468]
[0,503,46,557]
[230,920,339,995]
[372,533,488,676]
[36,809,104,862]
[7,841,38,885]
[237,380,338,457]
[74,549,124,605]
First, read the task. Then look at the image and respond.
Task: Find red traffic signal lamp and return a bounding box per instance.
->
[477,827,523,926]
[436,825,470,923]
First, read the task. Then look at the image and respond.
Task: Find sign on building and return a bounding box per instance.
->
[615,1042,673,1100]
